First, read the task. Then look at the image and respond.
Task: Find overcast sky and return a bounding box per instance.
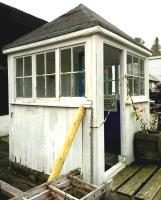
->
[1,0,161,48]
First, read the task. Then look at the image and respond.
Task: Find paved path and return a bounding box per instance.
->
[0,115,9,137]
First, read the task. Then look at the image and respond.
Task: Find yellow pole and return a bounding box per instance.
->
[48,106,86,181]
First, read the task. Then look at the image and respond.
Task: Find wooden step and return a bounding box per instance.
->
[111,163,142,192]
[135,167,161,200]
[117,164,157,197]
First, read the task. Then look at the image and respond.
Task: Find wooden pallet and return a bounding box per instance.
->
[11,170,111,200]
[0,180,23,198]
[109,163,161,200]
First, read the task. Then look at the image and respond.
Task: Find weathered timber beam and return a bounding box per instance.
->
[68,175,97,190]
[0,180,23,198]
[71,181,93,193]
[81,181,111,200]
[50,191,64,200]
[48,185,79,200]
[55,180,71,189]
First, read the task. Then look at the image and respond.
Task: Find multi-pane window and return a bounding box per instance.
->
[16,56,32,97]
[15,46,86,99]
[36,51,55,97]
[127,54,145,96]
[60,45,85,97]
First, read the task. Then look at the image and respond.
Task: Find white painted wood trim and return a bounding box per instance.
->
[91,34,104,185]
[10,101,92,108]
[144,58,149,99]
[3,26,151,56]
[32,54,36,99]
[105,162,126,182]
[103,37,148,61]
[149,56,161,60]
[99,27,151,56]
[126,97,149,104]
[3,27,100,54]
[55,48,60,99]
[120,50,127,157]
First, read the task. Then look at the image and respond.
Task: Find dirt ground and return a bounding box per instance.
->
[0,137,41,193]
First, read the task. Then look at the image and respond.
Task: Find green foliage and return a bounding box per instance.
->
[151,37,161,56]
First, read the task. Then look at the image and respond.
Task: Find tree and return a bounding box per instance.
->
[151,37,161,56]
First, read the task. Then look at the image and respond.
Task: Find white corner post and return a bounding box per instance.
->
[144,58,150,119]
[120,49,128,160]
[144,58,149,99]
[91,34,104,185]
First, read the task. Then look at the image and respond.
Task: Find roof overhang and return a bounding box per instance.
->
[149,56,161,60]
[3,25,152,56]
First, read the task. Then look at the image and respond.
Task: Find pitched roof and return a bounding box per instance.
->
[4,4,150,52]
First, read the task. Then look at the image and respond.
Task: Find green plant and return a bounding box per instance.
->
[131,104,158,134]
[126,75,158,134]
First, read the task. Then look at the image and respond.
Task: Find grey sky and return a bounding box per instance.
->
[1,0,161,48]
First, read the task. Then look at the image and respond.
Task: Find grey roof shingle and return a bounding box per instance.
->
[3,4,150,52]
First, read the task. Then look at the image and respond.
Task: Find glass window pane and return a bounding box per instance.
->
[134,77,140,95]
[140,59,144,77]
[36,76,45,97]
[140,78,145,95]
[108,81,112,95]
[46,75,55,97]
[24,77,32,97]
[36,54,45,75]
[133,57,139,76]
[127,55,133,75]
[61,49,71,72]
[107,66,112,80]
[73,46,85,71]
[61,74,71,96]
[73,72,85,96]
[16,78,23,97]
[16,58,23,77]
[104,67,108,81]
[127,76,133,95]
[24,56,32,76]
[46,52,55,74]
[104,81,108,96]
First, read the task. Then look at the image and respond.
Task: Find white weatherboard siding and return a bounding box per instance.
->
[10,105,83,175]
[0,115,9,137]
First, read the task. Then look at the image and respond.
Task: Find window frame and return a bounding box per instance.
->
[14,42,87,104]
[127,54,145,97]
[60,44,85,97]
[15,55,33,98]
[36,50,56,98]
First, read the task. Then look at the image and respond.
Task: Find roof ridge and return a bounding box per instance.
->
[78,4,96,21]
[78,4,151,51]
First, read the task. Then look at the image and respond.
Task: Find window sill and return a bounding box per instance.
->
[126,96,149,104]
[11,97,92,108]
